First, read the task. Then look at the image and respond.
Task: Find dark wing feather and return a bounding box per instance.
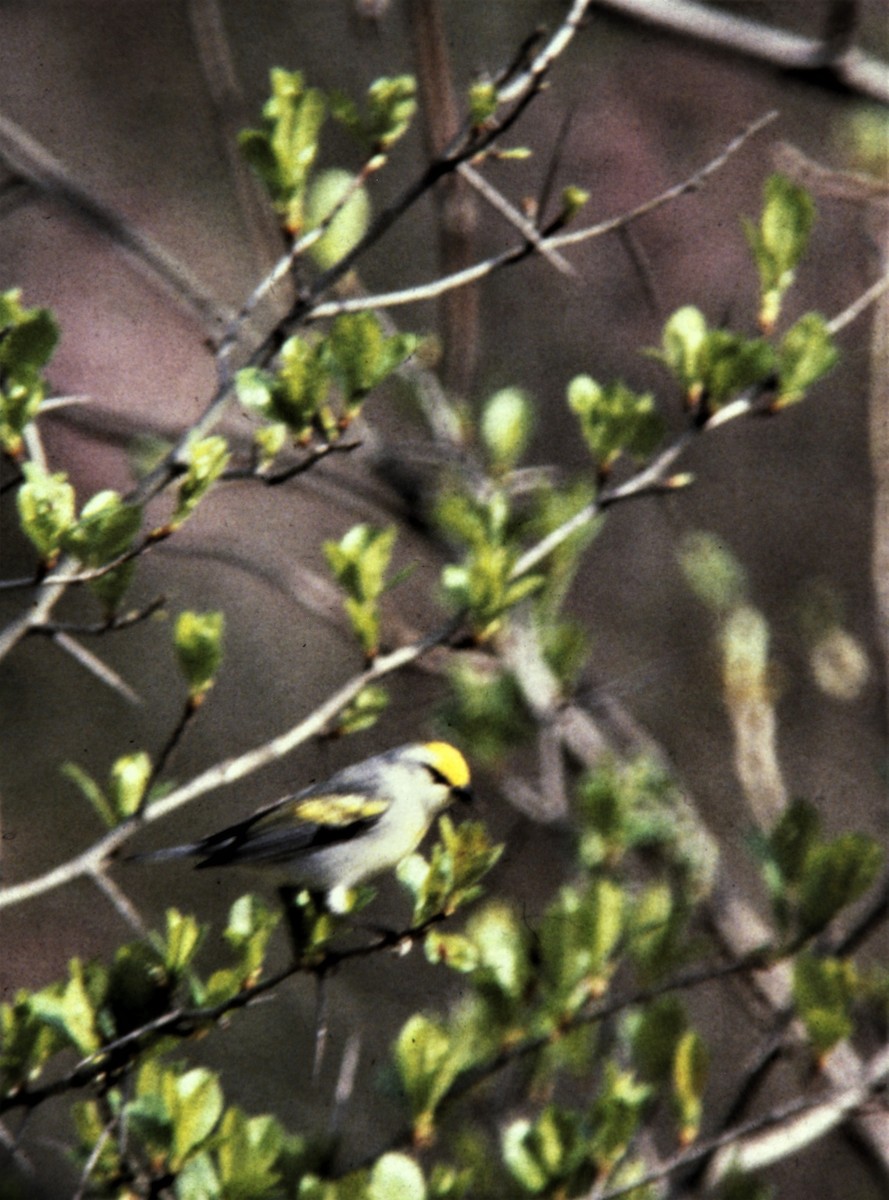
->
[193,791,388,869]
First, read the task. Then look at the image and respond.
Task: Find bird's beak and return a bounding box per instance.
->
[453,785,474,805]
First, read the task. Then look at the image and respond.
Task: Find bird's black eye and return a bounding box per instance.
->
[424,764,451,788]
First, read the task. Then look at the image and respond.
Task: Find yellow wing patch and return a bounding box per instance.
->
[424,742,471,789]
[290,793,389,827]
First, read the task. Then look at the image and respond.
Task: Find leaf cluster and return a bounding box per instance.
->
[239,68,415,236]
[0,288,58,458]
[236,312,417,460]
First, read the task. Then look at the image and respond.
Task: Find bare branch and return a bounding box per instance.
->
[0,113,230,330]
[28,596,166,637]
[596,0,889,105]
[49,632,142,706]
[308,112,778,320]
[497,0,594,103]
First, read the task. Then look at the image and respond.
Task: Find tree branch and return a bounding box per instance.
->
[596,0,889,105]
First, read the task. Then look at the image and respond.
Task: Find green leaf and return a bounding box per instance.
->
[501,1117,549,1193]
[0,296,58,374]
[331,74,417,152]
[590,1064,651,1172]
[174,610,225,699]
[655,306,708,399]
[164,908,206,975]
[304,168,371,271]
[325,523,397,657]
[174,1154,220,1200]
[629,882,689,980]
[29,960,101,1055]
[626,995,688,1083]
[560,185,590,223]
[369,1153,427,1200]
[216,1108,286,1199]
[62,761,116,828]
[437,488,544,641]
[239,68,327,233]
[540,880,624,1009]
[427,901,530,999]
[170,1067,224,1169]
[0,381,43,458]
[326,523,397,603]
[0,292,58,456]
[503,1104,601,1195]
[793,952,857,1057]
[72,1099,122,1186]
[672,1029,708,1142]
[797,832,883,938]
[652,310,774,409]
[271,335,333,439]
[678,530,747,614]
[326,311,418,407]
[1,993,66,1090]
[744,174,816,331]
[109,751,152,819]
[765,798,821,889]
[253,420,289,468]
[106,942,172,1035]
[16,462,76,563]
[398,817,503,926]
[395,1014,458,1142]
[468,80,498,126]
[172,434,230,528]
[223,894,279,984]
[335,683,390,735]
[757,801,883,939]
[775,313,838,408]
[697,329,775,405]
[567,375,662,468]
[480,387,534,472]
[127,1059,174,1153]
[235,365,275,418]
[57,487,142,611]
[439,661,532,767]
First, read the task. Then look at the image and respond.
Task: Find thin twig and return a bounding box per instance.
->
[28,596,166,637]
[50,632,142,706]
[139,697,203,816]
[828,269,889,335]
[221,438,362,485]
[458,161,575,276]
[71,1117,115,1200]
[498,0,594,103]
[308,111,778,320]
[91,870,153,939]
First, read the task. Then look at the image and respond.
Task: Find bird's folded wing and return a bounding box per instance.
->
[194,792,389,867]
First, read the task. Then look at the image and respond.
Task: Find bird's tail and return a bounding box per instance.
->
[124,843,198,865]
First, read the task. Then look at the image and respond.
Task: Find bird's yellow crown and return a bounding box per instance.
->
[423,741,471,789]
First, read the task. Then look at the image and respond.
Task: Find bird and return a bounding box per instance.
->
[131,741,473,897]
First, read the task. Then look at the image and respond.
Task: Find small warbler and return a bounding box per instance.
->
[134,741,472,895]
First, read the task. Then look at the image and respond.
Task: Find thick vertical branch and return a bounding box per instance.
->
[868,204,889,741]
[407,0,480,399]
